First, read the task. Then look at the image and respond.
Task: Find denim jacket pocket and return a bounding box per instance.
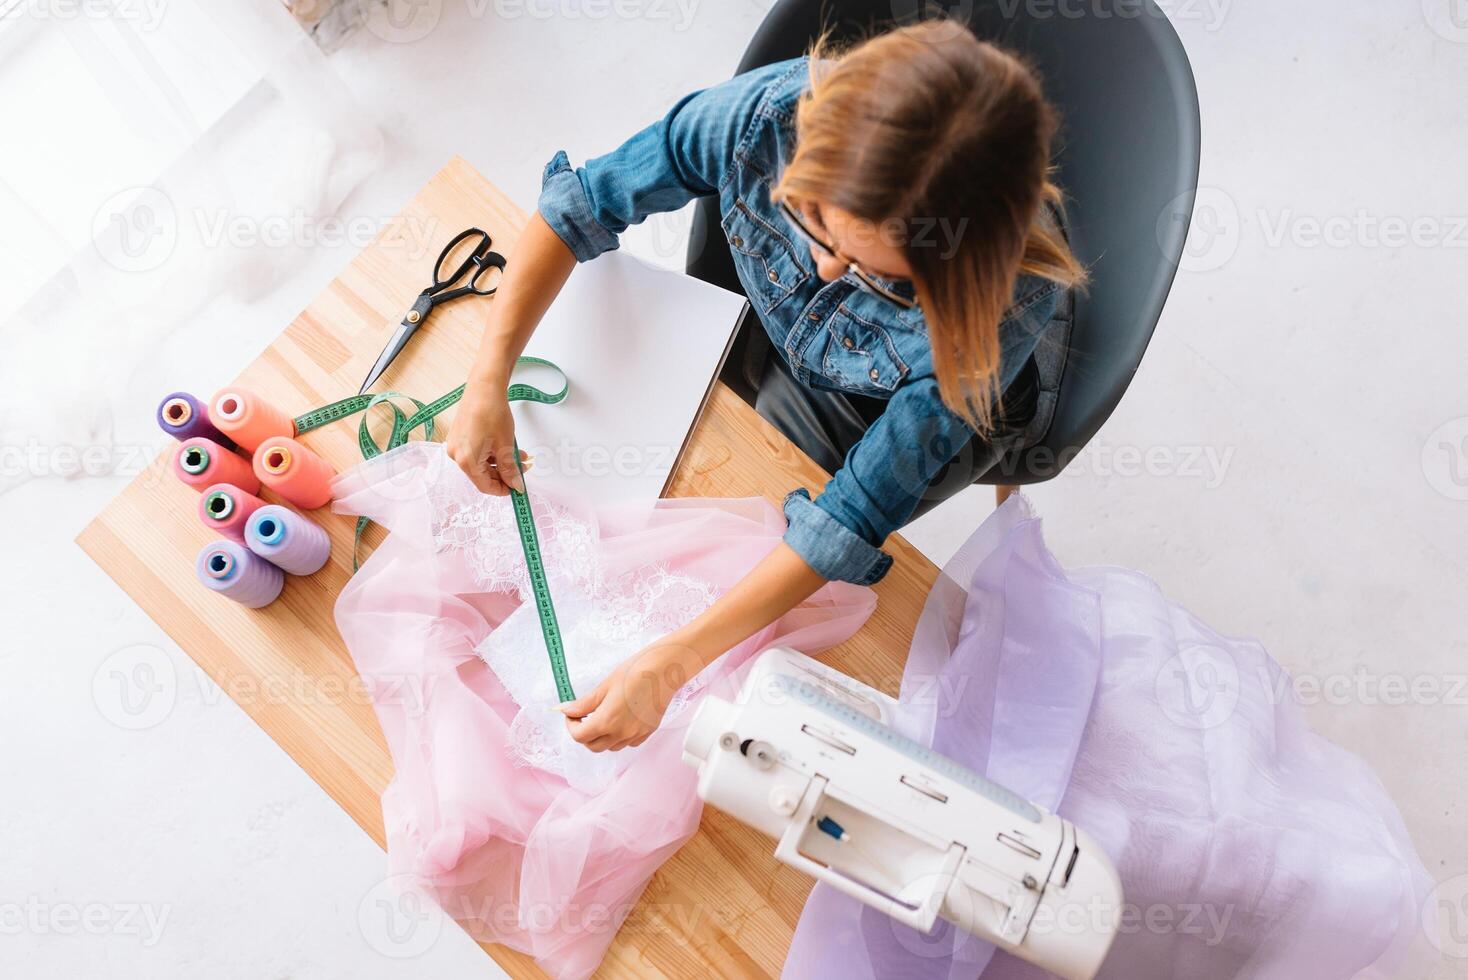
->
[720,198,810,314]
[819,303,911,396]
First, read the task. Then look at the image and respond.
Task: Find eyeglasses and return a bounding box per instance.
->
[778,200,917,310]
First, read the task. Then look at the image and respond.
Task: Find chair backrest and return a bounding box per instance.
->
[687,0,1201,483]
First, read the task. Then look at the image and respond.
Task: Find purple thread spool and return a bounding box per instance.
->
[245,505,331,576]
[157,391,236,450]
[195,539,283,608]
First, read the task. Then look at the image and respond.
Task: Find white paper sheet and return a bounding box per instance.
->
[506,250,747,503]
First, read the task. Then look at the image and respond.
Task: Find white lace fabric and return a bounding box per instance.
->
[428,477,719,792]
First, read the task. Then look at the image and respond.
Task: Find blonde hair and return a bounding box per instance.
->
[773,22,1087,431]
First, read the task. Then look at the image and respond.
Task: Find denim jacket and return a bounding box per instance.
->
[538,57,1066,585]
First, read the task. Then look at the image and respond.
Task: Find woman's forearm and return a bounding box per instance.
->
[668,543,828,673]
[469,212,577,386]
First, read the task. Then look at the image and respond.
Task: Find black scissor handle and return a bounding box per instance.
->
[433,228,491,288]
[430,228,505,301]
[462,248,507,295]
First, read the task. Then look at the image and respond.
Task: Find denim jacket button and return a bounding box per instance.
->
[842,336,855,350]
[808,311,821,322]
[868,368,880,381]
[731,235,744,248]
[767,268,780,283]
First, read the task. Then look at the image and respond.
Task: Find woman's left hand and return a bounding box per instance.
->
[560,636,699,752]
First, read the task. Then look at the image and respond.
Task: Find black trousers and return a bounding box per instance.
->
[747,329,1039,523]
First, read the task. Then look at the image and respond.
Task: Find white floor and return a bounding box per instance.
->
[4,2,1466,978]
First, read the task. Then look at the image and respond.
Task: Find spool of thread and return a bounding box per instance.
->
[245,505,331,575]
[195,539,284,608]
[157,392,236,449]
[174,437,260,493]
[210,387,295,453]
[198,483,268,543]
[253,436,335,509]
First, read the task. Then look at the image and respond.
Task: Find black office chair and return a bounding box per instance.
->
[687,0,1201,497]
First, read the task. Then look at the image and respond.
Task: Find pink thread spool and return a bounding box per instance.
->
[253,436,335,510]
[195,539,283,608]
[174,437,259,493]
[210,387,295,454]
[198,483,267,543]
[245,505,331,575]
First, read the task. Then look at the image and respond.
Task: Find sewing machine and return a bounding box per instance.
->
[682,648,1122,980]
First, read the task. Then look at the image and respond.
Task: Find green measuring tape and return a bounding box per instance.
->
[507,451,573,702]
[293,356,576,702]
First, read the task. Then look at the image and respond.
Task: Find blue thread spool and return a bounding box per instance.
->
[244,505,331,576]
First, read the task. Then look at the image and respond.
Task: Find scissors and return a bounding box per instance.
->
[358,227,507,394]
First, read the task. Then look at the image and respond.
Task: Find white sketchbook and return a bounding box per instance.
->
[506,251,747,503]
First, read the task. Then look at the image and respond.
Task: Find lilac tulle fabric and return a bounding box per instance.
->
[786,495,1434,980]
[331,443,876,980]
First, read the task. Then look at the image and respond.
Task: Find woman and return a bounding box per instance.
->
[446,22,1086,752]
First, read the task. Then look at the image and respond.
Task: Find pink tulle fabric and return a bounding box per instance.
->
[785,495,1435,980]
[331,443,875,979]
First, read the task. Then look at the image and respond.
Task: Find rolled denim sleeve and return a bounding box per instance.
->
[538,59,804,262]
[783,489,893,586]
[539,151,620,260]
[783,379,975,585]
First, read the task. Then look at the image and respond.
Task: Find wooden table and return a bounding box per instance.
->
[77,158,940,978]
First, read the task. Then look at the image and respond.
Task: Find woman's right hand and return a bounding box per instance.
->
[447,379,528,496]
[446,213,577,495]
